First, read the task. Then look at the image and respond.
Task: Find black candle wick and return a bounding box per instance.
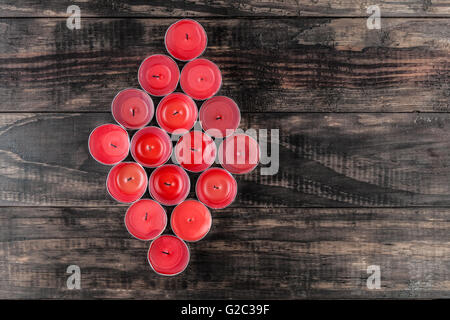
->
[152,75,160,78]
[190,148,199,152]
[216,115,222,120]
[173,111,179,115]
[164,182,171,186]
[132,108,135,117]
[145,212,148,221]
[127,177,133,181]
[110,143,118,148]
[162,251,169,255]
[186,33,189,40]
[213,185,219,189]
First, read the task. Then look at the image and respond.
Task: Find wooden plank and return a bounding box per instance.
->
[2,112,450,207]
[1,18,450,112]
[0,206,448,299]
[1,0,450,17]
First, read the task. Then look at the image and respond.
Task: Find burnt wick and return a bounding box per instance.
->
[190,148,199,152]
[186,33,189,40]
[164,182,172,186]
[213,185,219,189]
[145,212,148,221]
[110,143,118,148]
[173,111,179,115]
[127,177,133,181]
[152,75,160,78]
[162,251,169,255]
[216,115,222,120]
[132,108,135,117]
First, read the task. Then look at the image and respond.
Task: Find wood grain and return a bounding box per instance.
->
[2,112,450,207]
[0,206,448,299]
[1,18,450,112]
[1,0,450,17]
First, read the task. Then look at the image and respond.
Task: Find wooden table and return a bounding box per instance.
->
[1,1,449,299]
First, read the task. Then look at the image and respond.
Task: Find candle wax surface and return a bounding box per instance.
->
[196,168,237,209]
[156,93,198,134]
[180,59,222,100]
[148,235,190,276]
[131,126,172,168]
[175,131,216,172]
[165,19,207,61]
[200,96,240,138]
[125,199,167,240]
[219,134,260,174]
[112,88,154,129]
[107,162,147,203]
[171,200,212,242]
[149,164,190,206]
[88,124,129,165]
[138,55,180,96]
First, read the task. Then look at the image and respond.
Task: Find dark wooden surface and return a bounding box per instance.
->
[0,1,449,299]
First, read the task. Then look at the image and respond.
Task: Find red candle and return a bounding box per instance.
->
[149,164,190,206]
[107,162,147,203]
[125,199,167,240]
[88,124,130,165]
[131,126,172,168]
[175,131,216,172]
[180,58,222,100]
[200,96,240,138]
[196,168,237,209]
[171,200,212,242]
[148,235,190,276]
[111,88,154,130]
[218,133,260,174]
[165,19,207,61]
[138,54,180,96]
[156,93,198,134]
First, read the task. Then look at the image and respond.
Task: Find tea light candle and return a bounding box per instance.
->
[107,162,147,203]
[138,54,180,96]
[165,19,207,61]
[180,58,222,100]
[218,133,260,174]
[149,164,190,206]
[88,124,130,165]
[111,88,154,130]
[171,200,212,242]
[156,93,198,134]
[175,130,216,172]
[125,199,167,240]
[200,96,240,138]
[131,126,172,168]
[148,235,190,276]
[196,168,237,209]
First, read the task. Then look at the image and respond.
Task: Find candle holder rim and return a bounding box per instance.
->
[124,198,168,241]
[170,199,212,243]
[111,87,155,130]
[88,123,130,166]
[137,54,180,97]
[147,234,191,276]
[148,164,191,206]
[164,18,208,62]
[106,161,148,204]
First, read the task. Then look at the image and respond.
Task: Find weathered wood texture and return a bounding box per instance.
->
[1,0,450,17]
[0,206,448,299]
[2,112,450,207]
[1,18,450,112]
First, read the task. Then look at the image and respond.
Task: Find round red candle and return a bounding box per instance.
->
[107,162,147,203]
[218,133,260,174]
[148,235,190,276]
[196,168,237,209]
[175,131,216,172]
[88,124,130,165]
[180,59,222,100]
[138,54,180,96]
[131,126,172,168]
[165,19,207,61]
[125,199,167,240]
[149,164,190,206]
[111,88,154,130]
[156,93,198,134]
[171,200,212,242]
[200,96,240,138]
